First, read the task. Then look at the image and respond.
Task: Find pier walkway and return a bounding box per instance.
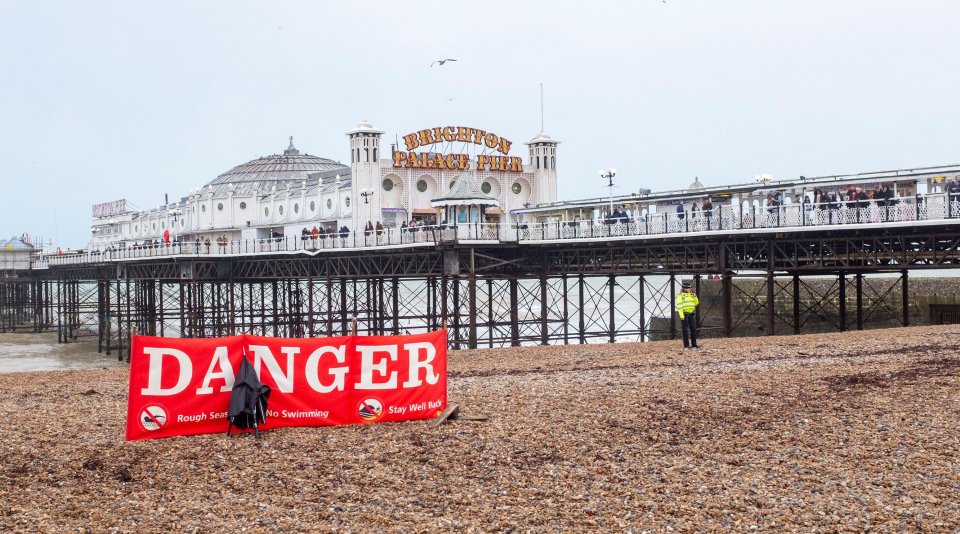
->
[33,193,960,268]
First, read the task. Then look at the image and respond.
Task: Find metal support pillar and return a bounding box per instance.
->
[124,278,131,361]
[426,276,435,330]
[639,274,646,342]
[608,274,616,343]
[392,277,400,336]
[340,278,348,335]
[694,274,702,329]
[452,276,461,349]
[325,276,333,336]
[669,273,677,340]
[230,281,237,336]
[487,279,494,348]
[562,275,570,344]
[793,274,801,335]
[856,273,864,330]
[158,281,166,337]
[179,282,187,338]
[721,272,732,338]
[440,274,449,330]
[766,271,775,336]
[509,278,519,347]
[902,269,910,327]
[468,276,477,349]
[307,274,315,338]
[541,275,549,346]
[378,278,387,335]
[838,271,847,332]
[271,281,279,337]
[468,249,477,348]
[578,274,586,344]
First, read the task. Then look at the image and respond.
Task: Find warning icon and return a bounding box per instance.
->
[357,398,383,422]
[140,405,167,431]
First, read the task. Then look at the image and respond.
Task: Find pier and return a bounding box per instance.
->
[3,179,959,360]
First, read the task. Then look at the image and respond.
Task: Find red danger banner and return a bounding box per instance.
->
[125,330,447,441]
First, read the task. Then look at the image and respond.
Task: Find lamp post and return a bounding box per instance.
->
[168,206,183,245]
[359,187,374,224]
[599,168,618,218]
[169,207,182,225]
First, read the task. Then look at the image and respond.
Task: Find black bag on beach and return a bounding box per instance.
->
[227,354,271,438]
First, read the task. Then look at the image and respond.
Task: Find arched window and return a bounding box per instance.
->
[373,148,377,160]
[551,156,555,169]
[365,148,370,161]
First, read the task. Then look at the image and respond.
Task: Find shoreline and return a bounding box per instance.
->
[1,325,958,531]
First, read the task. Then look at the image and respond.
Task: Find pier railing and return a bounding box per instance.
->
[31,193,960,268]
[34,222,511,267]
[517,194,960,241]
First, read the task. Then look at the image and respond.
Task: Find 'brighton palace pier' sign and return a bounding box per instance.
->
[392,126,524,173]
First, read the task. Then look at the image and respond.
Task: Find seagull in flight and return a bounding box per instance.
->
[431,58,458,67]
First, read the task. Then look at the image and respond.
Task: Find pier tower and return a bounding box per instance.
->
[346,120,385,230]
[525,131,560,204]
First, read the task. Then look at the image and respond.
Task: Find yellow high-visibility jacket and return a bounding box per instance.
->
[675,291,699,319]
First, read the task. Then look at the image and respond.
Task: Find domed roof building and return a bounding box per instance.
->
[207,137,348,187]
[88,120,561,249]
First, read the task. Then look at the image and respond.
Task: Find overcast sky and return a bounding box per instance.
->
[1,1,957,247]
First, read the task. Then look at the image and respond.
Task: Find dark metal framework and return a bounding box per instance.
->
[2,224,958,359]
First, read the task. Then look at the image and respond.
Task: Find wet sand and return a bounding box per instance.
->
[0,333,126,373]
[0,325,958,531]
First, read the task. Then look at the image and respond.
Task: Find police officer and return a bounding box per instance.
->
[675,280,700,349]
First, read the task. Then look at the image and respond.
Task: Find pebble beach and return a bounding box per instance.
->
[1,325,958,532]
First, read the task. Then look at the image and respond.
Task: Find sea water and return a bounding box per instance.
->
[0,333,126,373]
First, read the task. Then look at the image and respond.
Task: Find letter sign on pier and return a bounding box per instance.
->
[392,126,524,173]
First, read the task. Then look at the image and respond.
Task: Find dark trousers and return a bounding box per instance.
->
[681,313,698,348]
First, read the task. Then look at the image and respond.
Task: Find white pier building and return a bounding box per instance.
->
[88,122,559,249]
